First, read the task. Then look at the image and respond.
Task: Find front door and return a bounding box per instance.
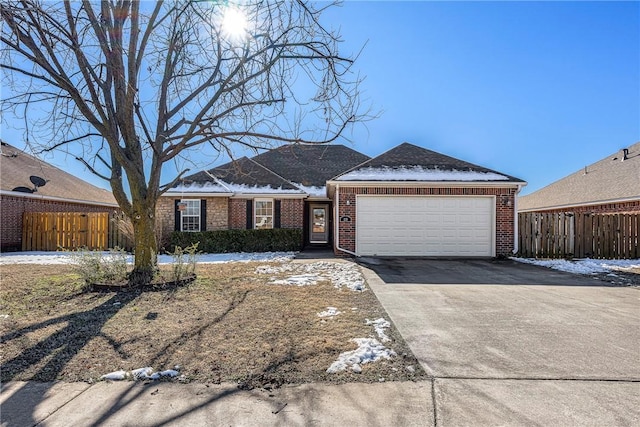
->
[309,204,329,243]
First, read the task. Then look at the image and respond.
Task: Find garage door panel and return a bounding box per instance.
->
[356,196,494,257]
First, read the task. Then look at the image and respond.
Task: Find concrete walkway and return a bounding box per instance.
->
[1,380,432,427]
[360,259,640,426]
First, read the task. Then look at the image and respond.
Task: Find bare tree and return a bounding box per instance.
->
[1,0,365,285]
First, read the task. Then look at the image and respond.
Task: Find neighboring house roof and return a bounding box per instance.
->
[519,141,640,212]
[0,141,117,206]
[177,156,304,195]
[332,142,525,183]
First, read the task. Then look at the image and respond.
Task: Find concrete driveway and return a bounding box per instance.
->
[360,258,640,426]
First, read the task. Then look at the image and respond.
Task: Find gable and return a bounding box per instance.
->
[333,142,524,183]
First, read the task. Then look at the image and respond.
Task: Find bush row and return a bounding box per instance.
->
[168,228,303,253]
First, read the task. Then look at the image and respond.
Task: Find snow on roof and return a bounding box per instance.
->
[172,181,306,194]
[293,183,327,197]
[171,182,231,193]
[222,182,305,194]
[336,166,510,182]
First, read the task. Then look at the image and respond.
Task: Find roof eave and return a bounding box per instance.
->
[162,191,232,198]
[327,180,527,188]
[518,195,640,213]
[0,189,119,207]
[229,192,306,199]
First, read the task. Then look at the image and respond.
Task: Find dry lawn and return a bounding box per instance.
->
[0,261,425,388]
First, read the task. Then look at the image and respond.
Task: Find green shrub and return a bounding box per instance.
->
[169,228,303,253]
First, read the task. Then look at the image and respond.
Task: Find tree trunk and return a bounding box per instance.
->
[128,208,158,287]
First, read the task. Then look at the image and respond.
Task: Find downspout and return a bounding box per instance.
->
[334,184,358,257]
[512,184,524,255]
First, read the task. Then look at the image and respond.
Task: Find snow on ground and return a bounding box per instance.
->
[101,367,181,381]
[256,261,366,291]
[512,258,640,275]
[0,251,295,265]
[317,307,341,318]
[269,274,321,286]
[366,318,391,343]
[326,338,396,374]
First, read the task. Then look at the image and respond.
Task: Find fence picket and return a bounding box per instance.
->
[518,212,639,259]
[21,212,120,251]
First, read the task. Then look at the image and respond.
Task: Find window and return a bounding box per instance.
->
[180,199,201,232]
[254,199,273,229]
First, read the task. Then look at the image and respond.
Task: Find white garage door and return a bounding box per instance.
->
[356,196,494,257]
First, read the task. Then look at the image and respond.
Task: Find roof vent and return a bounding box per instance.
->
[622,148,629,161]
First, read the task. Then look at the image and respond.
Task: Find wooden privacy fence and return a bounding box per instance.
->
[518,212,639,259]
[22,212,132,251]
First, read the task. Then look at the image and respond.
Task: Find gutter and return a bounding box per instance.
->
[512,184,524,255]
[334,184,358,257]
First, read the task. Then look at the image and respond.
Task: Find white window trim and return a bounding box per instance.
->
[180,199,201,232]
[254,198,274,229]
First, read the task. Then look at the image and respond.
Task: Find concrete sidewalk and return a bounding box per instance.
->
[1,380,432,427]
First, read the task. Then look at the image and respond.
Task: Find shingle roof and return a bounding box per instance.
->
[182,156,303,193]
[519,141,640,211]
[0,141,117,205]
[333,142,525,182]
[251,144,371,187]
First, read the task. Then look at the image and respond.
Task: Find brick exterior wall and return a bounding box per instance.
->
[523,200,640,215]
[334,186,517,257]
[0,194,116,251]
[229,198,248,229]
[281,199,304,228]
[156,197,229,244]
[228,198,305,230]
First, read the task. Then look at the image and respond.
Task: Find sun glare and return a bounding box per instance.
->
[222,7,248,40]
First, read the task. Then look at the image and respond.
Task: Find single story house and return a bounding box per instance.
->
[519,142,640,214]
[0,141,119,251]
[160,142,526,257]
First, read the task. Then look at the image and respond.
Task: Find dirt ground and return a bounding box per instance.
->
[0,261,426,389]
[592,266,640,287]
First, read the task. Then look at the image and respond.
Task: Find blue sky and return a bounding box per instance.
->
[3,1,638,196]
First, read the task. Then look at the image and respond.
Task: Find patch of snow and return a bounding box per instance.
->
[366,318,391,342]
[132,367,154,380]
[100,370,127,381]
[101,367,181,382]
[256,261,366,292]
[0,251,295,265]
[326,338,396,374]
[318,307,341,317]
[337,166,509,182]
[269,274,321,286]
[512,258,640,275]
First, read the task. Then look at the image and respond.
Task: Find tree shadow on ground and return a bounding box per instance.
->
[0,287,252,427]
[1,292,137,426]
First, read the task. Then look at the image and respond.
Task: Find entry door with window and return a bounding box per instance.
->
[309,204,329,243]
